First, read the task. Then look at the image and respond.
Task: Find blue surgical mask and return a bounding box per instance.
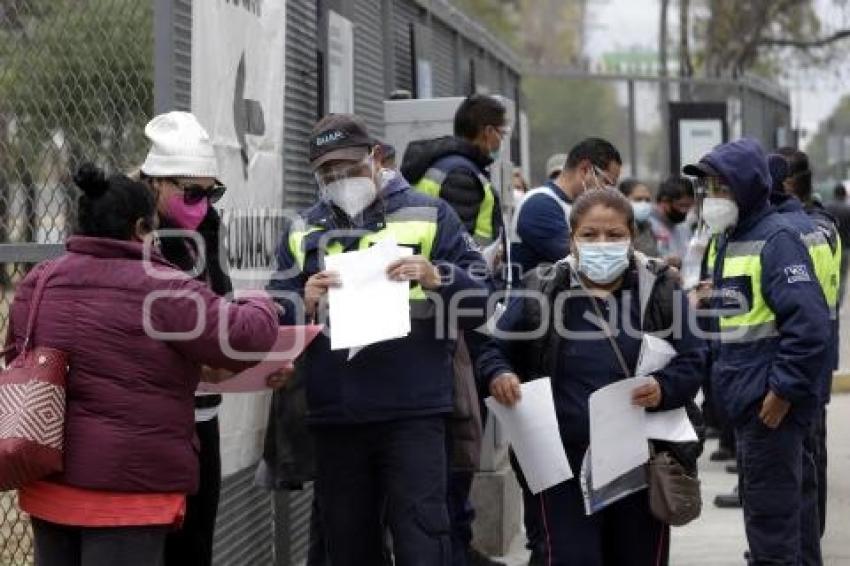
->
[490,149,501,162]
[576,241,631,285]
[631,201,653,223]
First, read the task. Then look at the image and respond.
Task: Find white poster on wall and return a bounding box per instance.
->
[328,10,354,114]
[679,119,723,171]
[192,0,286,477]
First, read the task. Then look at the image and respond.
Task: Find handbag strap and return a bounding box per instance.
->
[21,255,66,355]
[569,263,633,379]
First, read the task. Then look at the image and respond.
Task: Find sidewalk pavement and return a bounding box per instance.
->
[495,393,850,565]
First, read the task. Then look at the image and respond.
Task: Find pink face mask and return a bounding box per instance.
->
[164,194,209,230]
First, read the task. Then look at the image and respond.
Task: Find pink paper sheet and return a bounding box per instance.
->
[197,325,323,394]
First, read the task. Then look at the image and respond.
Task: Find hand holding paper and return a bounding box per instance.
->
[485,378,573,494]
[325,239,413,350]
[197,325,322,394]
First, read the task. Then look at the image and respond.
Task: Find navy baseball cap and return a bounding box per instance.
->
[309,114,376,171]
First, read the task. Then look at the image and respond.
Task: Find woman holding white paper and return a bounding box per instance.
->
[478,188,707,566]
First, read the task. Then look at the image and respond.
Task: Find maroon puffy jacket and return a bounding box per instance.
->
[6,236,279,494]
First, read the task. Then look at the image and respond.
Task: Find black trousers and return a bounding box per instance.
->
[33,519,168,566]
[509,450,545,562]
[164,417,221,566]
[538,466,668,565]
[313,416,451,566]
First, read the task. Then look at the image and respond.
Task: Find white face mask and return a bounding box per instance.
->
[702,197,739,233]
[324,176,378,218]
[631,201,653,223]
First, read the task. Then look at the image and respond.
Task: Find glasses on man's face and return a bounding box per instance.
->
[698,176,732,198]
[314,156,372,187]
[592,166,616,190]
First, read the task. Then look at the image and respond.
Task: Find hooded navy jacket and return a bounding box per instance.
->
[703,139,830,425]
[268,174,489,424]
[768,155,839,404]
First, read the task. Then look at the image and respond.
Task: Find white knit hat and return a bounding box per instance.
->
[140,112,219,178]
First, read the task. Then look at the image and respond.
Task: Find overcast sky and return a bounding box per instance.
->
[583,0,850,145]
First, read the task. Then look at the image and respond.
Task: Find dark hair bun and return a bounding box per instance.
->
[74,163,109,199]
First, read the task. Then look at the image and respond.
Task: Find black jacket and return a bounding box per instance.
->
[401,136,494,235]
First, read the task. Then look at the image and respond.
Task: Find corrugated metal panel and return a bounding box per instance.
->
[213,467,274,566]
[352,0,386,137]
[287,486,314,562]
[432,19,456,97]
[393,0,419,94]
[284,0,320,210]
[173,0,192,111]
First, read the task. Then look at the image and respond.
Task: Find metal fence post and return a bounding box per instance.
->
[154,0,176,114]
[627,79,638,177]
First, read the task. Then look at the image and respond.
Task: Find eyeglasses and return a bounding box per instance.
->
[169,180,227,205]
[592,166,616,190]
[697,176,732,197]
[315,155,372,187]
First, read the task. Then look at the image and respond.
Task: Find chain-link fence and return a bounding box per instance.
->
[0,1,153,562]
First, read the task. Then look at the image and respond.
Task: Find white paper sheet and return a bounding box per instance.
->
[588,376,651,488]
[646,407,699,443]
[635,335,698,443]
[325,239,412,351]
[635,334,678,377]
[485,378,573,494]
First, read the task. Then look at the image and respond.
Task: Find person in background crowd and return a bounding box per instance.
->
[545,153,568,183]
[138,111,242,566]
[512,167,529,205]
[380,142,398,170]
[825,183,850,305]
[777,147,841,540]
[650,176,695,268]
[480,188,706,566]
[269,113,489,566]
[510,138,622,276]
[685,138,829,565]
[9,165,279,566]
[402,94,507,248]
[619,178,660,257]
[401,95,506,566]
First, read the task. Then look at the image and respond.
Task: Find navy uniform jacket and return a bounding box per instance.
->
[701,139,830,426]
[477,257,706,447]
[268,175,489,425]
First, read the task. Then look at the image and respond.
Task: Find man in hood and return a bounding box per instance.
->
[685,138,830,565]
[770,150,840,545]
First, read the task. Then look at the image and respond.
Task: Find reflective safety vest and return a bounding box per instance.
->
[713,231,837,344]
[802,230,840,320]
[287,207,438,300]
[715,239,777,343]
[414,159,497,245]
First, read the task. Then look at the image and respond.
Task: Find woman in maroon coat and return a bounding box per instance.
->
[7,165,279,566]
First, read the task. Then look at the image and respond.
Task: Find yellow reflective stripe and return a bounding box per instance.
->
[473,182,496,243]
[807,240,838,308]
[706,237,718,272]
[416,169,497,244]
[719,253,775,330]
[288,226,323,270]
[720,321,779,343]
[291,217,439,300]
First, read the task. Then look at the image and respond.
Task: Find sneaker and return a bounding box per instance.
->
[710,447,735,462]
[714,487,742,508]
